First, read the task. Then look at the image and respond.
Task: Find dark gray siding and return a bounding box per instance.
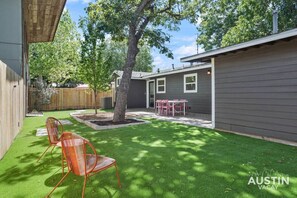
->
[127,79,146,108]
[215,38,297,141]
[152,68,211,114]
[0,0,23,75]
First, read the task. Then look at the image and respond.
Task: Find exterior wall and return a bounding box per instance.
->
[0,0,26,159]
[0,0,23,75]
[127,80,146,108]
[0,61,25,159]
[215,38,297,141]
[151,68,211,114]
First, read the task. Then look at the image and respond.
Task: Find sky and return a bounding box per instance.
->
[65,0,201,72]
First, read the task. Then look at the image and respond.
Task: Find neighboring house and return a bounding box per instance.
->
[181,28,297,142]
[0,0,66,159]
[112,70,152,108]
[142,64,212,114]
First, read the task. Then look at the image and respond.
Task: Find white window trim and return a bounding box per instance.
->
[146,80,155,108]
[156,77,166,94]
[116,78,121,87]
[184,73,198,93]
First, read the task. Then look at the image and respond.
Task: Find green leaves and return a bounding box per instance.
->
[197,0,297,50]
[79,11,112,93]
[29,10,80,83]
[88,0,198,58]
[104,40,154,72]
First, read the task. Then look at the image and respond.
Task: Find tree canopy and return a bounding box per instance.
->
[29,10,80,83]
[197,0,297,50]
[105,40,154,72]
[88,0,198,58]
[79,11,113,114]
[86,0,198,122]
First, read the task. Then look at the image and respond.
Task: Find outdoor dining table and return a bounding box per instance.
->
[155,99,188,116]
[168,100,188,116]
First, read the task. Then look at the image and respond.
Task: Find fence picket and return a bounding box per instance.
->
[28,87,113,111]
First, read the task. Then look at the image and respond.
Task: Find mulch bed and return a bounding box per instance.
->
[90,119,143,126]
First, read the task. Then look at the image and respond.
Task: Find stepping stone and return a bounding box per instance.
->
[36,128,47,136]
[59,120,73,125]
[75,110,86,113]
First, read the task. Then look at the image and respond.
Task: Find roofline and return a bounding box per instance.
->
[112,70,152,80]
[116,77,147,80]
[181,28,297,62]
[48,1,67,42]
[143,64,212,79]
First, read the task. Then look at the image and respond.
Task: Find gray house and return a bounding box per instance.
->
[181,28,297,142]
[143,65,212,114]
[112,70,152,108]
[0,0,66,159]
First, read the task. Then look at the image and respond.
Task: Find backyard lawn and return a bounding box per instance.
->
[0,110,297,197]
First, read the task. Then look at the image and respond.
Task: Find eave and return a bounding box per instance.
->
[24,0,66,43]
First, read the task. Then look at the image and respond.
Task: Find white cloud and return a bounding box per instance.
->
[153,56,165,66]
[82,0,92,3]
[175,35,197,42]
[174,42,197,57]
[172,42,205,63]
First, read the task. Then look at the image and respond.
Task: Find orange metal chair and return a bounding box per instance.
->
[37,117,64,163]
[46,132,121,198]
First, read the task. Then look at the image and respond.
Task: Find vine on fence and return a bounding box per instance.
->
[32,76,56,112]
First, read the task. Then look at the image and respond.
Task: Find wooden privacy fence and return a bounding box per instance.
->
[0,60,25,159]
[28,87,113,111]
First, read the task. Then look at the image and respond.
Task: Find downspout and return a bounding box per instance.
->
[211,58,215,129]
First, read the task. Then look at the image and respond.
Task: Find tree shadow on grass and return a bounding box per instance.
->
[1,112,297,198]
[46,120,297,198]
[0,154,61,185]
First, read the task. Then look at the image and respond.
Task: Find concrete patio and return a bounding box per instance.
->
[126,108,212,128]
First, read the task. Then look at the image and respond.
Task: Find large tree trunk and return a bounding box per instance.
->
[94,90,98,114]
[113,28,139,122]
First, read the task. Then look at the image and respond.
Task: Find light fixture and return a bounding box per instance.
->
[207,69,211,75]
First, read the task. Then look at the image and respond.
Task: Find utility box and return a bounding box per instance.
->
[101,97,112,109]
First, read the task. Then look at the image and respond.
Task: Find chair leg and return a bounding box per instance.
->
[46,171,70,198]
[61,152,64,176]
[82,176,88,198]
[115,164,122,188]
[37,145,52,162]
[50,145,56,154]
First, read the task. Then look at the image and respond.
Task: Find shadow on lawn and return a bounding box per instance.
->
[50,120,297,197]
[1,113,297,198]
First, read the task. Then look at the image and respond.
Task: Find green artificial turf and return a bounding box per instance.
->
[0,110,297,197]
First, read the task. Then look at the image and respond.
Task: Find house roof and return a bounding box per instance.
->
[181,28,297,63]
[24,0,66,43]
[112,70,152,80]
[142,63,211,79]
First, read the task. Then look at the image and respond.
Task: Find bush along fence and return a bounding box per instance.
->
[28,87,113,111]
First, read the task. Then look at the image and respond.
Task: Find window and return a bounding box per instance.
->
[156,77,166,93]
[116,78,121,87]
[184,73,197,93]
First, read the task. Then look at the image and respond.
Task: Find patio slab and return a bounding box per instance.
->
[126,108,212,128]
[59,119,73,125]
[35,119,73,136]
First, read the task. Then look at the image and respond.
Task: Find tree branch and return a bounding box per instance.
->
[136,0,154,14]
[155,0,182,20]
[136,16,150,40]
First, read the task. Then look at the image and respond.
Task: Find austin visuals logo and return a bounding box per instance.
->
[248,169,289,190]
